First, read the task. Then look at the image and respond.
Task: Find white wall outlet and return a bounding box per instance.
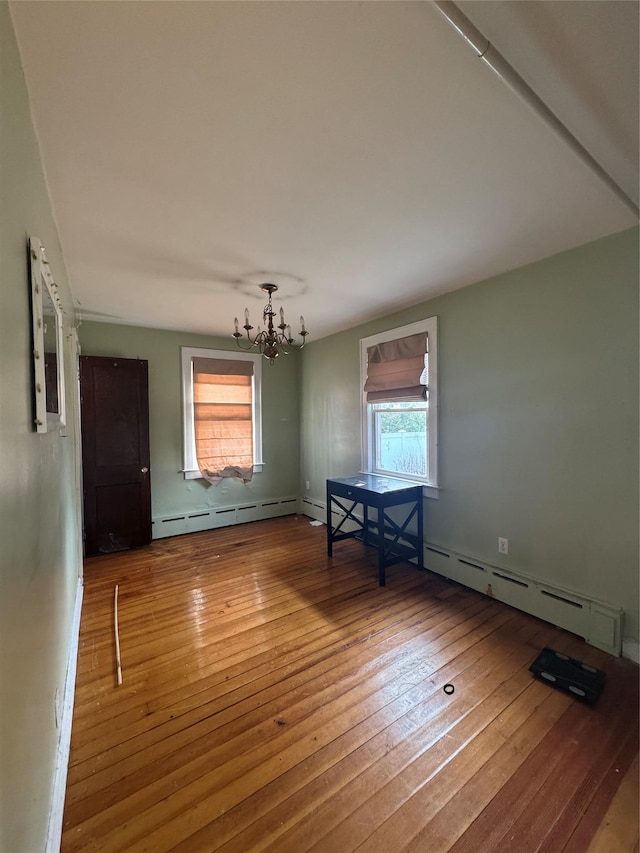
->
[305,481,310,491]
[498,537,509,555]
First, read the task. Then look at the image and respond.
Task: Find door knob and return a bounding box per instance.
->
[141,467,149,473]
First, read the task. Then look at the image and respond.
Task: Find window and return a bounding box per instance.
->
[360,318,438,496]
[181,347,263,482]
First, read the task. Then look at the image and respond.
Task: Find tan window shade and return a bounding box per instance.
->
[193,358,254,482]
[364,332,428,402]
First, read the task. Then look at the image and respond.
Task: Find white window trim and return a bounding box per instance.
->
[360,317,439,499]
[181,347,264,480]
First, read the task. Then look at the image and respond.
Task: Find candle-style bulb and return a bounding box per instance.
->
[234,317,239,334]
[300,315,306,332]
[280,307,284,323]
[244,307,250,323]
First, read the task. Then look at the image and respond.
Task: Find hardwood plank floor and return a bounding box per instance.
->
[62,516,639,852]
[588,755,639,853]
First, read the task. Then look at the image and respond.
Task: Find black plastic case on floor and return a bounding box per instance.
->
[529,647,606,705]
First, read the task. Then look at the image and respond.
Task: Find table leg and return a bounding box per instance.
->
[377,508,386,586]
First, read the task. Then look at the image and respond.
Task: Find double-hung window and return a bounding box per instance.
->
[181,347,263,483]
[360,317,438,496]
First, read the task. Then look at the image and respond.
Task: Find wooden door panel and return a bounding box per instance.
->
[81,356,151,556]
[93,362,143,466]
[95,483,147,552]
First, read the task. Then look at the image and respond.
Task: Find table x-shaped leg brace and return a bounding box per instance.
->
[327,496,366,551]
[375,502,423,585]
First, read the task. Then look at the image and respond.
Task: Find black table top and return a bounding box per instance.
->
[327,474,421,495]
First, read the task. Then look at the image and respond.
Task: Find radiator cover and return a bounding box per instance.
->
[152,496,299,539]
[424,543,622,657]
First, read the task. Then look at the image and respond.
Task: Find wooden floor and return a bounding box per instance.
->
[62,516,639,853]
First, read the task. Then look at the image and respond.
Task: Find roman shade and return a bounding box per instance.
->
[364,332,428,402]
[193,357,254,483]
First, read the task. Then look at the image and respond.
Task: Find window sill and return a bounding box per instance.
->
[183,463,264,480]
[362,471,440,499]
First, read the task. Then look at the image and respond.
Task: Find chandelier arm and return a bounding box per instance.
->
[233,335,258,352]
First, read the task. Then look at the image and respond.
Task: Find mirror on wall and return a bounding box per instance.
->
[29,236,66,432]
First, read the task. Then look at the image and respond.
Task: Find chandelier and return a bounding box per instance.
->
[233,283,308,361]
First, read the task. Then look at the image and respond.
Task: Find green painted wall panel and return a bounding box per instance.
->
[300,228,639,644]
[78,323,301,518]
[0,5,83,850]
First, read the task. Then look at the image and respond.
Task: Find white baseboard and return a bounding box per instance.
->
[422,543,624,657]
[622,639,640,664]
[300,496,329,524]
[45,577,83,853]
[152,495,299,539]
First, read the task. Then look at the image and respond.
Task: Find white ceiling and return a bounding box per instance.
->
[10,1,639,342]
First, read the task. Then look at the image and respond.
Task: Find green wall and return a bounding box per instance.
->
[301,228,639,646]
[78,323,301,518]
[1,6,637,848]
[0,5,83,850]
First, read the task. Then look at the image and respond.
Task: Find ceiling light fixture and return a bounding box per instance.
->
[233,283,308,362]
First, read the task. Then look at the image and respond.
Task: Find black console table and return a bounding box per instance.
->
[326,474,424,586]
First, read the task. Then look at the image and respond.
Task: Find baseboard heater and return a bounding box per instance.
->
[302,495,362,528]
[423,543,623,657]
[152,496,299,540]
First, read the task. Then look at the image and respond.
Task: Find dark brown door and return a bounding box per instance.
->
[80,355,151,556]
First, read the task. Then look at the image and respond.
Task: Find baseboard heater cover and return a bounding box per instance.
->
[152,495,299,539]
[423,542,623,657]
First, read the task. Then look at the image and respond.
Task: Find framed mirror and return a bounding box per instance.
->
[29,236,66,432]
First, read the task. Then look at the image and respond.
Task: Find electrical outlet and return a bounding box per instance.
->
[498,537,509,555]
[305,481,310,491]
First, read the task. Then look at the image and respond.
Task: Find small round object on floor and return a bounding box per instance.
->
[443,683,455,695]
